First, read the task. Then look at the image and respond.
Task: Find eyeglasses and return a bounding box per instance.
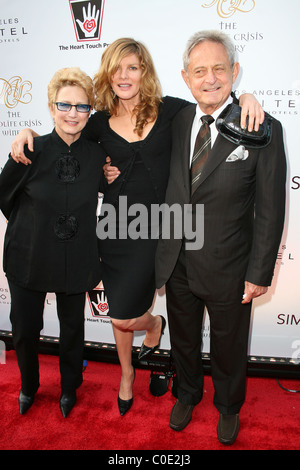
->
[54,102,91,113]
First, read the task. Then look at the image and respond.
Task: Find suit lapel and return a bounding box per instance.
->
[191,134,235,196]
[188,95,239,197]
[178,104,237,200]
[178,105,195,198]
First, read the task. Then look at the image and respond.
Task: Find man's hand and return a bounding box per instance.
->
[103,156,120,184]
[242,281,268,304]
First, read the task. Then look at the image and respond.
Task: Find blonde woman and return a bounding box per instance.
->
[0,68,106,417]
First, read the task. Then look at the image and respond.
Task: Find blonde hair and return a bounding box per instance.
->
[48,67,95,108]
[93,38,162,136]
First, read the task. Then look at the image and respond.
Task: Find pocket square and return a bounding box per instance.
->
[226,145,249,162]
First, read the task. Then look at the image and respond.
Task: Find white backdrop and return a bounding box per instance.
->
[0,0,299,360]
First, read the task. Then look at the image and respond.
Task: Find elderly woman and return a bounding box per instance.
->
[10,38,264,417]
[0,68,105,417]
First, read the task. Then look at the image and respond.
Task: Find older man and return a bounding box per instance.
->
[155,30,286,445]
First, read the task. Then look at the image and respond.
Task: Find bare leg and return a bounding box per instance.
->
[112,324,134,400]
[113,312,162,346]
[111,312,163,399]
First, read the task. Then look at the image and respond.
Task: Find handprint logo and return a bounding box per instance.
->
[69,0,105,42]
[76,3,100,38]
[91,291,109,316]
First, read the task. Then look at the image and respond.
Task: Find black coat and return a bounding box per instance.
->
[0,130,106,294]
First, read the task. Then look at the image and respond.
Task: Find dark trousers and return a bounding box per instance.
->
[8,281,86,396]
[166,249,252,415]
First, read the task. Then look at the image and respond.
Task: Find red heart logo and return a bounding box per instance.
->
[83,19,96,33]
[99,302,108,312]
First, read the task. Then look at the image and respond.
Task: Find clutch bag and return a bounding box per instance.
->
[215,103,272,148]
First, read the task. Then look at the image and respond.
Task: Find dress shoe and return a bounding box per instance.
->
[138,315,166,360]
[18,390,34,415]
[118,396,133,416]
[60,391,77,418]
[169,400,194,431]
[217,413,240,445]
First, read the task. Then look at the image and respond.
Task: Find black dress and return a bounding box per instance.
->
[85,96,189,319]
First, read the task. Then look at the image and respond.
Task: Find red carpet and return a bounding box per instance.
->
[0,350,299,451]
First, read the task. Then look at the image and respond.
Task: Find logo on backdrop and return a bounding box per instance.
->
[202,0,255,18]
[291,176,300,190]
[0,76,32,109]
[69,0,105,42]
[0,17,29,44]
[0,76,40,139]
[0,287,10,306]
[87,284,110,319]
[235,88,299,115]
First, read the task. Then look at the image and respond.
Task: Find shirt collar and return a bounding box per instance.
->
[51,128,83,151]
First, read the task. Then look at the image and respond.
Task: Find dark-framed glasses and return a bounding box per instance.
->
[54,102,91,113]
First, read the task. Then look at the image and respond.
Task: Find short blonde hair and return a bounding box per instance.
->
[48,67,95,108]
[93,38,162,136]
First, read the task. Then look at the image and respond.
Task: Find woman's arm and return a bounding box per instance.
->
[10,93,264,169]
[104,94,265,185]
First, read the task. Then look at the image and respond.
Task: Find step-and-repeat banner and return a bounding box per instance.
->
[0,0,299,360]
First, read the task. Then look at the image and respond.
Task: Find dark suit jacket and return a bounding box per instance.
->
[155,103,287,301]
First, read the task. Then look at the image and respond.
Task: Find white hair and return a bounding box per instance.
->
[182,30,236,71]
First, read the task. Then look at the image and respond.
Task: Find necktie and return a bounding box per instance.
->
[191,115,214,194]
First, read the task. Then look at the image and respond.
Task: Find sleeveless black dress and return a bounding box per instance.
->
[85,96,189,319]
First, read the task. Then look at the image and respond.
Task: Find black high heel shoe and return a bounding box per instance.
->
[138,315,166,360]
[118,368,135,416]
[118,396,133,416]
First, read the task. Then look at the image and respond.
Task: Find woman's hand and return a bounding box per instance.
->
[10,129,38,165]
[239,93,265,132]
[103,156,120,184]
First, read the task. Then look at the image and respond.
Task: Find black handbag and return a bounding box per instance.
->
[215,103,273,148]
